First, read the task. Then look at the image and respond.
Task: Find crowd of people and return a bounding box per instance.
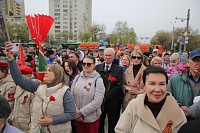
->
[0,41,200,133]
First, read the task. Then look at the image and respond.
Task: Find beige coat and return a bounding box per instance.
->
[0,74,16,109]
[122,64,146,111]
[12,85,34,132]
[30,83,71,133]
[115,93,187,133]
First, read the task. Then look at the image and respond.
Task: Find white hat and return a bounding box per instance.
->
[153,49,158,53]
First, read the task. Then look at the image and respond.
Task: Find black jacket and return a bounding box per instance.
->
[96,63,123,109]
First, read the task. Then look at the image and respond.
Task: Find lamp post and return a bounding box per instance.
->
[175,9,190,52]
[170,21,176,51]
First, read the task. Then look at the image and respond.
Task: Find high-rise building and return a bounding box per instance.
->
[2,0,25,16]
[49,0,92,41]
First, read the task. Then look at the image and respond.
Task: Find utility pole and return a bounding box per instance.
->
[175,9,190,52]
[171,21,176,50]
[184,9,190,51]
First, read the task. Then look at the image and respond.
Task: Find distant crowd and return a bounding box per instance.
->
[0,42,200,133]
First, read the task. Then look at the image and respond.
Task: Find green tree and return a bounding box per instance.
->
[109,21,136,45]
[79,32,91,42]
[6,21,29,42]
[150,30,171,49]
[58,30,69,41]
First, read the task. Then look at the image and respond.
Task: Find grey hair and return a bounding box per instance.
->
[104,48,115,55]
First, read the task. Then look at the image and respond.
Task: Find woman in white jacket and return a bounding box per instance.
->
[71,55,105,133]
[115,66,186,133]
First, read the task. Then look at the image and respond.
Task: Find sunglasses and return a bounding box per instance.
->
[82,62,93,67]
[132,56,142,60]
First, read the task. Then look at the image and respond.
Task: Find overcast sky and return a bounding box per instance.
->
[25,0,200,43]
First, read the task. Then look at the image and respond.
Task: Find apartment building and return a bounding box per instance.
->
[2,0,25,16]
[49,0,92,41]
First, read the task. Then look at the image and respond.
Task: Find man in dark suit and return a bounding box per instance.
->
[96,48,123,133]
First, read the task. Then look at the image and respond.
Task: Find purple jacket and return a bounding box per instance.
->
[3,122,24,133]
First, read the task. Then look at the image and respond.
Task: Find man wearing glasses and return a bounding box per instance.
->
[96,48,123,133]
[168,48,200,120]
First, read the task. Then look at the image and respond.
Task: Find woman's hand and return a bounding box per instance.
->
[38,116,53,126]
[76,116,83,122]
[4,42,14,61]
[76,110,82,118]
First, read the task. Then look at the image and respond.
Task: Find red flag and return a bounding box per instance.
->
[26,14,54,82]
[20,46,25,65]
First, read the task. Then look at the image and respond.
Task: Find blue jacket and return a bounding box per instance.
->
[167,73,198,107]
[46,56,58,64]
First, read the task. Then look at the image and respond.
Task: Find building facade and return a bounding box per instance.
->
[2,0,25,16]
[49,0,92,41]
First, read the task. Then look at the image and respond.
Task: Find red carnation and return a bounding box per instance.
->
[195,68,200,71]
[108,75,116,82]
[50,95,56,101]
[181,67,187,73]
[185,64,190,68]
[132,84,137,88]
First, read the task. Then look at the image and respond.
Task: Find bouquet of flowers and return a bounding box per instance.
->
[106,74,116,92]
[40,95,56,133]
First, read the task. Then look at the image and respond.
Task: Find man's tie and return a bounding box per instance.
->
[106,65,109,73]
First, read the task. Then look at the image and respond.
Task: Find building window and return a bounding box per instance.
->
[55,22,60,24]
[55,9,60,12]
[63,9,68,13]
[63,22,68,25]
[63,26,68,29]
[55,26,60,29]
[54,4,59,8]
[63,5,68,8]
[74,17,77,20]
[55,17,60,20]
[63,1,68,4]
[55,30,60,33]
[74,4,77,7]
[55,13,60,16]
[63,18,68,20]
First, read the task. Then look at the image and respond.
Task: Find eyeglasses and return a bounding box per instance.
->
[82,62,93,67]
[132,56,142,60]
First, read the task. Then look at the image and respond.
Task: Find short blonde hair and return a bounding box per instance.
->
[150,56,162,66]
[121,55,131,66]
[131,50,144,63]
[46,64,66,86]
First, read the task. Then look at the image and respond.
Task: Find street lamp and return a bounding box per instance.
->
[170,21,176,51]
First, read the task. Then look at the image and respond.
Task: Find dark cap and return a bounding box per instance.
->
[46,49,54,56]
[0,94,11,120]
[189,48,200,60]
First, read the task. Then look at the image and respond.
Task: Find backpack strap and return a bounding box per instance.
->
[94,76,101,87]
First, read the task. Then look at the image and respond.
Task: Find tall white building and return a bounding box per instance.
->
[49,0,92,41]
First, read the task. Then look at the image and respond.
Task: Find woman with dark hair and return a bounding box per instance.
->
[65,59,80,88]
[122,50,146,111]
[64,59,80,133]
[71,55,105,133]
[115,66,186,133]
